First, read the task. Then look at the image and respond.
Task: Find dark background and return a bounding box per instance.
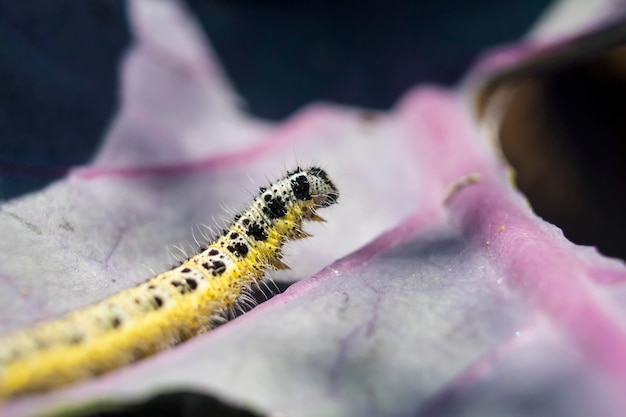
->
[0,0,551,198]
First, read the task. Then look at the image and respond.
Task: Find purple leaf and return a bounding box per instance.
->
[2,1,626,416]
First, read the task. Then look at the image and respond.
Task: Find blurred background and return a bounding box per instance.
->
[0,0,550,198]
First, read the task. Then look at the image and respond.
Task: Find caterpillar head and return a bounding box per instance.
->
[287,166,339,211]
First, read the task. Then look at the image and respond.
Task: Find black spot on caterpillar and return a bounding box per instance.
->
[0,166,339,400]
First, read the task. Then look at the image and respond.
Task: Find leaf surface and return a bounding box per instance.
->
[1,1,625,416]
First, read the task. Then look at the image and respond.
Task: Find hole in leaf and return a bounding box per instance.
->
[76,391,265,417]
[477,23,626,260]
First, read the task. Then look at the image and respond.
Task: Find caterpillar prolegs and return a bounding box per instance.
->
[0,166,339,400]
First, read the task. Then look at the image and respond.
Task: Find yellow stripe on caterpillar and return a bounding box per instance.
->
[0,166,339,400]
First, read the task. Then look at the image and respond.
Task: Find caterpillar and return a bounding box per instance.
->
[0,166,339,400]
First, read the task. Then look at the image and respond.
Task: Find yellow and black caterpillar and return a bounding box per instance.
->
[0,167,339,400]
